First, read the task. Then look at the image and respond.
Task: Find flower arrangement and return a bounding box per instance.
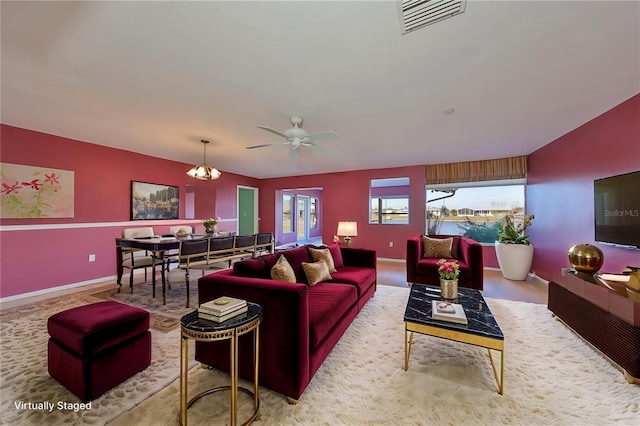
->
[201,217,218,229]
[437,259,460,280]
[497,210,535,245]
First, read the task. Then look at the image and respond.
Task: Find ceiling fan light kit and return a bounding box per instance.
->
[246,115,338,151]
[186,140,221,180]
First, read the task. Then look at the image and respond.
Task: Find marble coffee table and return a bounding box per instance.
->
[403,284,505,394]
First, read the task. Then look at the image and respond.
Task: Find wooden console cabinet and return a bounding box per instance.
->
[548,271,640,384]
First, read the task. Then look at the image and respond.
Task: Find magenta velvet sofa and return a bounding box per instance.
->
[195,244,377,402]
[406,234,484,290]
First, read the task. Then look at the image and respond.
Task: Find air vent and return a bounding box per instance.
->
[398,0,466,34]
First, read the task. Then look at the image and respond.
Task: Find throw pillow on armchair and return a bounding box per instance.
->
[422,236,453,258]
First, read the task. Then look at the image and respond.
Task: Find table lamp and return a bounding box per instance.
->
[337,221,358,247]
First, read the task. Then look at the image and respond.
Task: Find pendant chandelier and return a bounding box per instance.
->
[186,139,221,180]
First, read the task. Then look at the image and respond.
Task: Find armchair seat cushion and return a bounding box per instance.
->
[307,283,358,351]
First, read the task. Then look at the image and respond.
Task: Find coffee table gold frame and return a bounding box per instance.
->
[404,321,504,394]
[180,312,262,426]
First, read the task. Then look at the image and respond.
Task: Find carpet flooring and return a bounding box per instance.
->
[1,283,639,425]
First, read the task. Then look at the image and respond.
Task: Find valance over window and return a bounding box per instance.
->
[425,156,527,185]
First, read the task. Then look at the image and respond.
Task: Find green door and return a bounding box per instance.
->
[238,187,256,235]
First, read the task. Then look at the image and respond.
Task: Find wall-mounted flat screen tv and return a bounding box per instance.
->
[594,171,640,249]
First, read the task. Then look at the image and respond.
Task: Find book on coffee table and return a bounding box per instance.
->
[199,296,246,316]
[431,301,468,325]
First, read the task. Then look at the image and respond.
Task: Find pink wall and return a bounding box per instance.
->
[259,166,426,259]
[2,93,638,299]
[527,94,640,281]
[0,125,259,299]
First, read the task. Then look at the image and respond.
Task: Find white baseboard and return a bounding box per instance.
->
[485,267,549,285]
[377,257,405,263]
[0,274,118,303]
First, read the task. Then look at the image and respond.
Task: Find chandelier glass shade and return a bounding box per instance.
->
[187,140,221,180]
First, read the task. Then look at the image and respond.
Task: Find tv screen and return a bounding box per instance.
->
[594,171,640,249]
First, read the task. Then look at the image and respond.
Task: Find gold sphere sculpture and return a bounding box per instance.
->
[568,244,604,274]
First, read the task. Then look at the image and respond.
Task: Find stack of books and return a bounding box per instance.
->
[431,301,468,325]
[198,296,247,323]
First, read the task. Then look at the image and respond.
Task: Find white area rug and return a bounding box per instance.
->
[110,285,639,426]
[0,285,197,425]
[2,285,639,425]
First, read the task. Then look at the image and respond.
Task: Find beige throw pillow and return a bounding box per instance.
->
[271,255,296,283]
[422,236,453,258]
[301,260,332,286]
[309,247,337,273]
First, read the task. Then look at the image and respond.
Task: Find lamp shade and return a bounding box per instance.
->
[337,221,358,237]
[187,140,221,180]
[186,165,221,180]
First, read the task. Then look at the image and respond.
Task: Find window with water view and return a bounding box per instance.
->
[426,180,526,243]
[370,177,410,224]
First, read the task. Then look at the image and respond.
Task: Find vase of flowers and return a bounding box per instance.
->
[437,259,460,300]
[495,210,535,280]
[201,217,218,236]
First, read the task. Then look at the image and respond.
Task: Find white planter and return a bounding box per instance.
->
[495,241,534,281]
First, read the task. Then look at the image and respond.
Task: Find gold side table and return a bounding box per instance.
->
[180,302,262,426]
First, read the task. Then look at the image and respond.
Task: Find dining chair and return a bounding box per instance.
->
[177,238,210,307]
[164,225,196,278]
[250,232,274,257]
[119,227,157,293]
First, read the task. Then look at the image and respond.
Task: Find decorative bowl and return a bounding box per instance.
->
[568,244,604,274]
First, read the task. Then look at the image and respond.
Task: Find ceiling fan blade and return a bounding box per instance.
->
[305,131,338,142]
[257,126,290,139]
[245,141,288,149]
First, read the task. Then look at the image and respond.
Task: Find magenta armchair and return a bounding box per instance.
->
[406,235,484,290]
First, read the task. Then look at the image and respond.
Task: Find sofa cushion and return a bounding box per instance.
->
[327,244,344,268]
[307,283,358,351]
[271,255,296,283]
[282,246,313,283]
[309,247,337,273]
[422,236,453,258]
[233,257,268,278]
[302,260,332,286]
[330,266,377,298]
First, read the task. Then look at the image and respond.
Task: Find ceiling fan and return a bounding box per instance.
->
[246,116,338,151]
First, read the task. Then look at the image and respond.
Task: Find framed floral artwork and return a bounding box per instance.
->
[131,180,179,220]
[1,163,74,218]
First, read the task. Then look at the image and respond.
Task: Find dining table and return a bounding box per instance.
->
[116,236,188,305]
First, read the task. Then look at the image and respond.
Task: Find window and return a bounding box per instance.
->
[426,179,526,243]
[283,193,293,233]
[310,197,318,229]
[370,177,410,224]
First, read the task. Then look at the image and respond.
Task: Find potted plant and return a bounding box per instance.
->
[201,217,218,235]
[495,210,535,280]
[437,258,460,300]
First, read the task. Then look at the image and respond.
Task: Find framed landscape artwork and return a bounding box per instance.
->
[131,181,179,220]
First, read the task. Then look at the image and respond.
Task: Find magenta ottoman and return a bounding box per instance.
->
[47,301,151,401]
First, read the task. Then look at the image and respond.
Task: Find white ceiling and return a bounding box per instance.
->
[2,1,639,179]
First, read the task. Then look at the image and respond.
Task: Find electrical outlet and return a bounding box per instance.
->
[88,254,96,262]
[389,242,394,247]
